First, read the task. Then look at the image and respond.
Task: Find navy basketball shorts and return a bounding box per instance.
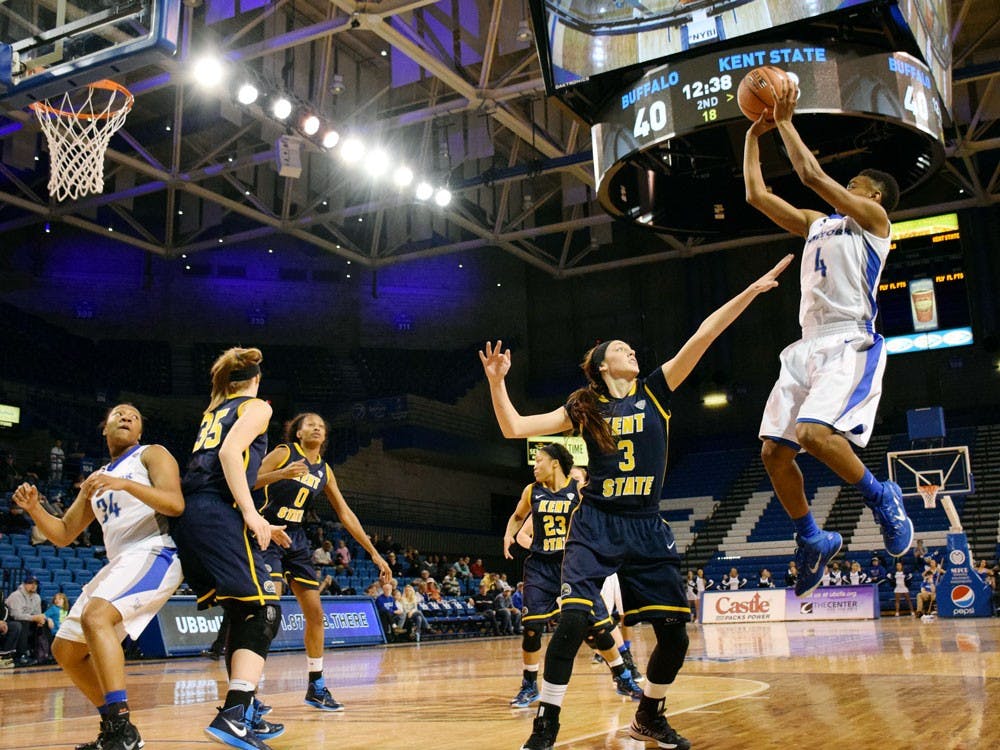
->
[171,491,278,609]
[560,503,690,626]
[260,526,320,590]
[522,553,563,625]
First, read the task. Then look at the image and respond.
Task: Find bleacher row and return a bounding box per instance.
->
[0,531,106,603]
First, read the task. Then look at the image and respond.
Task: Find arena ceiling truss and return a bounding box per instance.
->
[0,0,997,277]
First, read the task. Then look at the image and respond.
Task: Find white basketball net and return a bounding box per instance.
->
[31,80,133,202]
[917,484,940,509]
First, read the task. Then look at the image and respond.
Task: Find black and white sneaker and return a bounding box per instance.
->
[629,713,691,750]
[520,712,559,750]
[99,715,144,750]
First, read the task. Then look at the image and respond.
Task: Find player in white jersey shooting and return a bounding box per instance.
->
[743,75,913,599]
[12,404,184,750]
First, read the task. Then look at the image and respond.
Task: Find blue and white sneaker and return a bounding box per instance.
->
[245,698,284,740]
[614,669,643,700]
[510,679,540,708]
[205,705,273,750]
[793,531,843,598]
[252,697,271,716]
[304,682,345,711]
[869,480,914,558]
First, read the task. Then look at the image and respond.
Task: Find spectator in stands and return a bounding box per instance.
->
[425,580,443,603]
[454,556,472,582]
[746,91,912,602]
[494,586,522,635]
[829,562,846,586]
[926,557,944,583]
[784,561,798,589]
[0,452,22,491]
[470,581,501,635]
[418,569,437,587]
[1,503,32,535]
[49,439,65,482]
[252,412,390,714]
[436,555,453,581]
[375,583,401,641]
[44,591,70,637]
[0,588,23,658]
[913,539,927,570]
[820,564,833,587]
[399,584,430,642]
[511,581,524,611]
[891,562,913,616]
[480,261,792,750]
[469,557,486,578]
[333,538,353,576]
[976,559,994,591]
[721,568,746,590]
[868,556,887,587]
[847,561,868,586]
[916,570,936,617]
[386,551,402,577]
[4,575,45,666]
[313,539,334,570]
[12,403,185,750]
[441,569,462,598]
[758,569,775,589]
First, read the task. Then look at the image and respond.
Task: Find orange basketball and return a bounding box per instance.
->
[737,66,788,121]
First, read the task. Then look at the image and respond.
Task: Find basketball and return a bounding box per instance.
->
[737,66,789,121]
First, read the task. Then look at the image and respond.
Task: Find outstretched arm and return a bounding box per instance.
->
[479,341,573,439]
[12,482,94,547]
[744,115,823,237]
[661,254,794,390]
[772,78,889,236]
[323,469,392,582]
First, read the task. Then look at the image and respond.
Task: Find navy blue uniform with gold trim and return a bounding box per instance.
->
[561,367,690,625]
[255,443,330,591]
[172,396,277,609]
[522,478,580,626]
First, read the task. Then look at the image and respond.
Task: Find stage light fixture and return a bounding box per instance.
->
[322,130,340,149]
[272,97,292,120]
[330,74,345,95]
[340,137,365,164]
[434,188,452,207]
[236,83,259,105]
[367,149,390,176]
[515,20,533,43]
[415,182,434,200]
[193,56,225,87]
[302,115,321,136]
[393,166,413,187]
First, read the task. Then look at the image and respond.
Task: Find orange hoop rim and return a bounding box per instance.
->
[29,79,134,120]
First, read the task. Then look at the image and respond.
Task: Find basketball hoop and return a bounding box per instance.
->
[30,79,134,202]
[917,484,940,509]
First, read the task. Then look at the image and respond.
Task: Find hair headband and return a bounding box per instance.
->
[229,363,260,382]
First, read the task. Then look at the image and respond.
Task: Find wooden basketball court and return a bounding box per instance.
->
[2,615,997,749]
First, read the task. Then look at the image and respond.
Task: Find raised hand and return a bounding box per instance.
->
[11,482,41,512]
[772,76,799,122]
[478,340,512,383]
[749,253,795,294]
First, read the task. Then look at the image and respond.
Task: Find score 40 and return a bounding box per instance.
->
[631,75,734,138]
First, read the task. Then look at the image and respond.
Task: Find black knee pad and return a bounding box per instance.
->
[543,609,591,685]
[647,620,688,684]
[585,623,615,652]
[227,602,282,659]
[521,627,542,653]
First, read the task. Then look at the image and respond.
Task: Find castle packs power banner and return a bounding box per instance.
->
[700,586,880,624]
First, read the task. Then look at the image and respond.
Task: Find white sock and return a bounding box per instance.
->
[307,657,324,673]
[607,655,624,669]
[537,679,568,707]
[523,663,540,673]
[229,678,256,694]
[643,681,669,700]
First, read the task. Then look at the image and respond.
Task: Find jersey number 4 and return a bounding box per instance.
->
[814,247,827,277]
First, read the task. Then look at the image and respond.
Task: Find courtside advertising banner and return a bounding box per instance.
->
[136,595,385,656]
[700,585,880,623]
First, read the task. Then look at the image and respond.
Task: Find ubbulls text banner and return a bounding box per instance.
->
[136,595,385,657]
[700,586,879,624]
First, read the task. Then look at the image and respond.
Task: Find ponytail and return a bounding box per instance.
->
[207,347,263,411]
[566,343,618,454]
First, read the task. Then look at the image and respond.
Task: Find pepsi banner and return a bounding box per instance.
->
[135,595,385,657]
[937,533,994,618]
[700,586,880,624]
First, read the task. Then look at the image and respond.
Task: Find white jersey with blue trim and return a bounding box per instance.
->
[92,444,174,560]
[799,213,891,336]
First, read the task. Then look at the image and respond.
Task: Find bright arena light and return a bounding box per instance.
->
[340,137,365,164]
[367,149,390,176]
[322,130,340,149]
[272,97,292,120]
[193,56,225,87]
[393,166,413,187]
[302,115,321,136]
[434,188,452,207]
[415,182,434,201]
[236,83,258,105]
